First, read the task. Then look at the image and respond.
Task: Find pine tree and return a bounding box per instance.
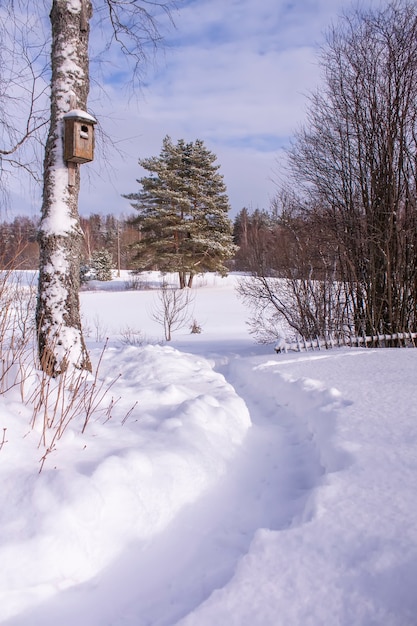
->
[91,248,113,281]
[125,136,237,288]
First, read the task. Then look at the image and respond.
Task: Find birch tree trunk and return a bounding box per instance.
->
[36,0,92,375]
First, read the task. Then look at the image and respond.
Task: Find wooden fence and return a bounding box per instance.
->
[275,331,417,353]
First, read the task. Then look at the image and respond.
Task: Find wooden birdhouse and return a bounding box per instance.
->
[63,109,97,164]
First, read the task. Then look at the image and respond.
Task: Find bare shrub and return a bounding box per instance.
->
[0,267,37,397]
[0,428,8,452]
[152,282,195,341]
[0,264,140,472]
[190,319,202,334]
[238,274,352,345]
[126,272,148,291]
[92,315,108,342]
[28,340,139,471]
[119,325,145,346]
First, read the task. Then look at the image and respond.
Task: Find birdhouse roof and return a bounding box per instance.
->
[63,109,97,124]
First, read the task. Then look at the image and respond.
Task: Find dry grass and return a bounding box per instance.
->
[0,264,137,471]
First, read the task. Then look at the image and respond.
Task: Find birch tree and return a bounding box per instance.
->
[36,0,93,375]
[34,0,173,375]
[288,0,417,337]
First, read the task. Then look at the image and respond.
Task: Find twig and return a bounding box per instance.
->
[0,428,8,451]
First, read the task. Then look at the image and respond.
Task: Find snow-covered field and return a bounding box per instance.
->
[1,272,417,625]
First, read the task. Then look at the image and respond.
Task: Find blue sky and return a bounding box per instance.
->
[14,0,379,219]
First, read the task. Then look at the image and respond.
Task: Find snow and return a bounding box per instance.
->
[63,109,97,123]
[1,272,417,625]
[38,9,91,371]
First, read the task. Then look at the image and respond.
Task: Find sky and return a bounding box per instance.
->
[9,0,379,220]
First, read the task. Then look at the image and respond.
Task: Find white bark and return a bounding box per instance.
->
[36,0,92,375]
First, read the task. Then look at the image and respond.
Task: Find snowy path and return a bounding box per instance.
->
[105,356,325,626]
[5,352,328,626]
[4,277,417,625]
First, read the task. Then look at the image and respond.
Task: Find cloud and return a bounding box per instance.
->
[9,0,379,218]
[81,0,342,217]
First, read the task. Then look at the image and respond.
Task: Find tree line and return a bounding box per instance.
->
[0,213,141,271]
[0,204,280,277]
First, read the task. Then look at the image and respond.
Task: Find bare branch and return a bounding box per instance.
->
[94,0,176,90]
[0,2,49,201]
[152,280,195,341]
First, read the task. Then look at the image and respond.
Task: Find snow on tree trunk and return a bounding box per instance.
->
[36,0,92,375]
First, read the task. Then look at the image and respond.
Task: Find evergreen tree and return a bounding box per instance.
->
[90,248,113,281]
[125,136,236,288]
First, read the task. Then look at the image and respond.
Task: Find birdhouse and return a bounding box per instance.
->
[63,109,97,164]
